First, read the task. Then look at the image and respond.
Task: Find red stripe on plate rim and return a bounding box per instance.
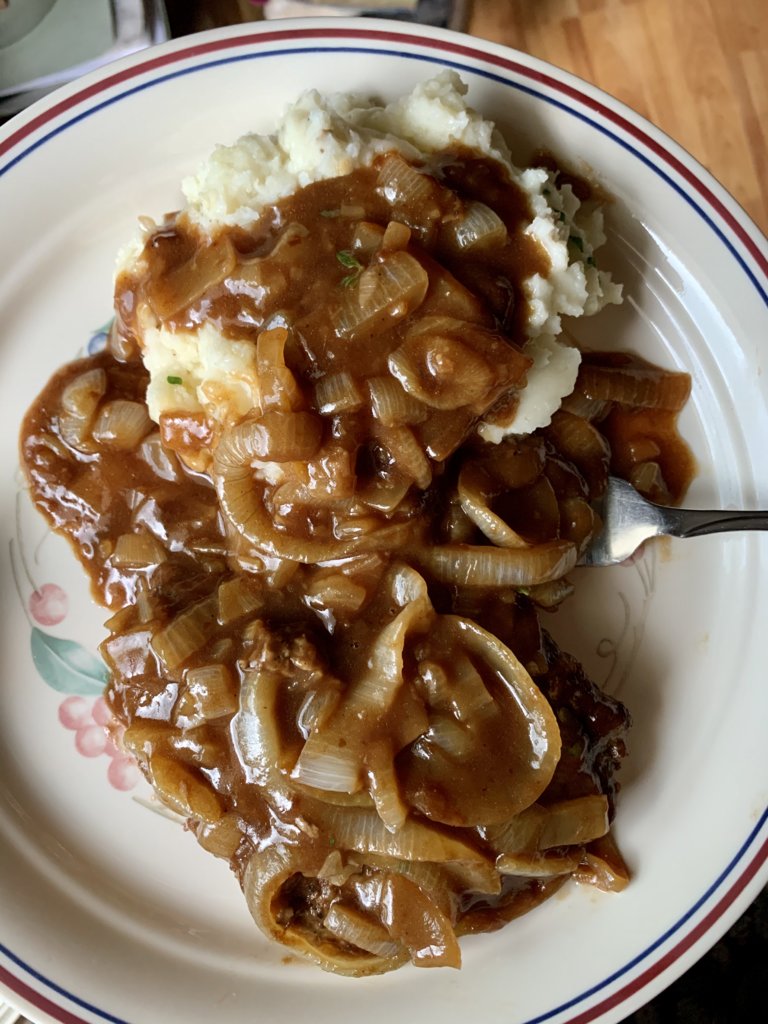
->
[565,832,768,1024]
[0,962,97,1024]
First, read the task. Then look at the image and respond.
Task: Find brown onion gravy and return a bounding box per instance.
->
[19,150,694,973]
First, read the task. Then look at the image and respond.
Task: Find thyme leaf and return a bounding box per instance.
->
[336,249,363,287]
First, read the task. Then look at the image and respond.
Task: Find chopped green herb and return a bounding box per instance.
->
[336,249,362,270]
[568,234,584,251]
[336,249,363,287]
[166,375,183,385]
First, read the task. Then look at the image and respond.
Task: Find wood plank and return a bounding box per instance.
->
[468,0,768,232]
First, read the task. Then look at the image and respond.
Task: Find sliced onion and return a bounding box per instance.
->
[544,410,610,497]
[234,668,293,787]
[389,330,494,411]
[579,363,691,411]
[539,795,610,849]
[476,435,546,490]
[61,368,106,419]
[138,431,183,482]
[424,714,472,759]
[358,474,412,515]
[195,814,244,859]
[368,376,427,426]
[323,903,403,958]
[216,576,264,625]
[559,387,610,422]
[572,834,630,892]
[175,664,236,729]
[372,423,431,489]
[336,251,429,338]
[305,801,491,865]
[449,201,507,250]
[391,316,530,416]
[220,412,323,465]
[147,233,236,321]
[416,406,476,462]
[524,578,575,609]
[317,850,354,884]
[352,855,457,914]
[292,736,362,793]
[92,400,153,451]
[243,844,405,976]
[413,541,577,587]
[271,446,356,508]
[58,411,99,454]
[377,152,437,207]
[496,850,581,877]
[150,596,218,671]
[256,326,303,412]
[351,221,385,257]
[134,577,156,624]
[559,496,597,552]
[400,617,561,827]
[296,686,341,740]
[381,221,412,252]
[440,498,477,543]
[426,653,494,722]
[380,872,461,969]
[629,460,671,503]
[304,574,368,616]
[482,804,549,855]
[111,531,167,568]
[458,463,529,548]
[366,741,408,831]
[347,565,432,713]
[314,371,364,415]
[214,455,416,563]
[625,437,662,465]
[149,753,223,823]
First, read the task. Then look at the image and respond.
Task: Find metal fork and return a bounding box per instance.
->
[580,476,768,566]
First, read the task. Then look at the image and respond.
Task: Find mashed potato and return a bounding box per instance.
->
[119,72,621,439]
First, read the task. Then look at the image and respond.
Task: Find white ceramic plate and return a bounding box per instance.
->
[1,19,767,1024]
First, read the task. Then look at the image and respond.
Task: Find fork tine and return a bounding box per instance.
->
[579,477,665,566]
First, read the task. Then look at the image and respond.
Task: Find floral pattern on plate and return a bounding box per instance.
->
[10,318,139,792]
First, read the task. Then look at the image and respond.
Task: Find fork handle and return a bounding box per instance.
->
[662,507,768,539]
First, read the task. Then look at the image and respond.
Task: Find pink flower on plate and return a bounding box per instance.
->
[29,583,68,626]
[108,756,141,792]
[75,724,108,758]
[58,695,92,730]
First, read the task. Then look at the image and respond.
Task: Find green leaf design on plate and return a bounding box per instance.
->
[30,627,108,696]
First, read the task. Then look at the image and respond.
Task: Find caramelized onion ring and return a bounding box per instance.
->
[399,616,561,826]
[413,540,577,587]
[242,844,407,976]
[213,429,418,562]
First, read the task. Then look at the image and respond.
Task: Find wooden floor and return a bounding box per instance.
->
[468,0,768,234]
